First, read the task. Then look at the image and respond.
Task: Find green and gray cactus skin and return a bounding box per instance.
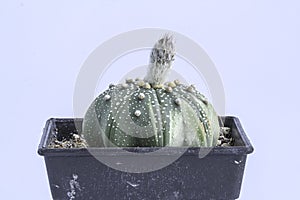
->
[82,35,220,147]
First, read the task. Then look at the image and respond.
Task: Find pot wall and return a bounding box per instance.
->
[38,117,253,200]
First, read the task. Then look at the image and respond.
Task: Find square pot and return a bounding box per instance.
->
[38,116,253,200]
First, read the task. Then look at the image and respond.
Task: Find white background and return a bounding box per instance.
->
[1,0,299,199]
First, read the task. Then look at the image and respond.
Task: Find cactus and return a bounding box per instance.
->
[82,35,220,147]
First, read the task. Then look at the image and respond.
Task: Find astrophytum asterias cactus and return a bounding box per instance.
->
[82,35,220,147]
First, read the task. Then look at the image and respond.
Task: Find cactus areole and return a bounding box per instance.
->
[82,35,220,147]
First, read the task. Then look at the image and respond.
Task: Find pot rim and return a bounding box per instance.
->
[38,116,254,157]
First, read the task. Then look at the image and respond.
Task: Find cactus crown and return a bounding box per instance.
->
[82,35,220,147]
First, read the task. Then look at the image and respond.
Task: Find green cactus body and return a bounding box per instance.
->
[82,35,220,147]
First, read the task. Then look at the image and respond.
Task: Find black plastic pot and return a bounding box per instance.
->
[38,116,253,200]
